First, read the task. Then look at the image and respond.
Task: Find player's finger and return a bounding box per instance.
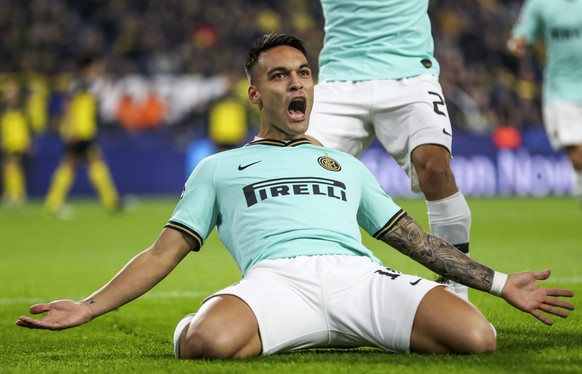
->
[541,304,569,318]
[15,318,32,328]
[29,303,52,314]
[17,315,61,330]
[544,297,575,311]
[533,269,551,281]
[16,316,45,329]
[530,310,553,326]
[545,288,574,299]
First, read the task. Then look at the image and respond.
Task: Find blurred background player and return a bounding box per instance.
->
[208,84,248,152]
[508,0,582,208]
[0,78,32,207]
[306,0,471,298]
[44,56,121,217]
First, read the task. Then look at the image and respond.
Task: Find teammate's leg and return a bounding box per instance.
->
[87,149,120,212]
[372,75,472,300]
[412,144,472,299]
[564,144,582,207]
[376,75,471,299]
[543,101,582,207]
[45,157,75,215]
[410,287,496,353]
[306,81,374,155]
[176,295,262,359]
[3,156,26,205]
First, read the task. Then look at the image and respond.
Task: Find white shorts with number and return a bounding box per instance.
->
[205,255,440,355]
[306,74,453,193]
[542,100,582,150]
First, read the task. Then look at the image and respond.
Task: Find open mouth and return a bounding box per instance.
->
[287,98,306,120]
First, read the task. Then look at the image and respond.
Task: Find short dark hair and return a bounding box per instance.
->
[244,33,307,82]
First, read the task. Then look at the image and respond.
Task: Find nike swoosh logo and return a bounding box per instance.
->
[442,128,452,136]
[238,161,261,171]
[410,278,422,286]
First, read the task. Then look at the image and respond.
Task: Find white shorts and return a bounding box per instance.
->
[542,100,582,150]
[306,74,453,192]
[203,255,439,355]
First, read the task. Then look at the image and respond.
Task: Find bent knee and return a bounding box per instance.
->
[179,327,261,360]
[179,329,231,359]
[463,323,497,354]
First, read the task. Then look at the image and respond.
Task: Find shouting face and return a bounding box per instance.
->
[248,45,314,140]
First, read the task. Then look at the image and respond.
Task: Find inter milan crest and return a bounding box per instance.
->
[317,155,341,172]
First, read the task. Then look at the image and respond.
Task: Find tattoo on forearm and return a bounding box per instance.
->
[380,214,494,292]
[87,298,96,304]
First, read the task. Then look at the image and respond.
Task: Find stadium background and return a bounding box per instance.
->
[0,0,570,199]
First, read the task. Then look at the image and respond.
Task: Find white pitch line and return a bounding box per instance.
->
[3,276,582,306]
[0,291,209,306]
[547,276,582,284]
[142,291,209,299]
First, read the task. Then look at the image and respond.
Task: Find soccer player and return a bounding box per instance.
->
[305,0,471,298]
[1,79,31,207]
[508,0,582,207]
[17,34,574,359]
[44,56,121,217]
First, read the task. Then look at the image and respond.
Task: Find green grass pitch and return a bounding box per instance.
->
[1,196,580,373]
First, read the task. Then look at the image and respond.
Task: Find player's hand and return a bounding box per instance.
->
[502,270,574,326]
[16,300,93,330]
[507,36,527,57]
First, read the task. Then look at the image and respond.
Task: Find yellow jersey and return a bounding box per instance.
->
[1,109,30,153]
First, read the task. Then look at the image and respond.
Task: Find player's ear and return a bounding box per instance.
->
[248,85,261,105]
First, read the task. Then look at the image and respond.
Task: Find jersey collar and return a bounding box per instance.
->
[247,138,311,147]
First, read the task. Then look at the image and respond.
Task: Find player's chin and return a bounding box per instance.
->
[286,119,309,134]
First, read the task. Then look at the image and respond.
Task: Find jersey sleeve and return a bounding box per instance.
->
[355,161,405,238]
[512,0,543,43]
[165,156,219,250]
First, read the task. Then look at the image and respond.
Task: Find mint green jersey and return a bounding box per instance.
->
[512,0,582,102]
[318,0,439,82]
[166,138,404,276]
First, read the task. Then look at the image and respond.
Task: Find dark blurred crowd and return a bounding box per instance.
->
[432,0,543,132]
[0,0,543,135]
[0,0,324,76]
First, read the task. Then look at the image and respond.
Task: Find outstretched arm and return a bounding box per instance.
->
[380,214,574,325]
[17,228,196,330]
[381,214,494,291]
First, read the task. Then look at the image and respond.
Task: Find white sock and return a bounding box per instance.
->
[426,191,471,254]
[490,323,497,338]
[174,313,197,358]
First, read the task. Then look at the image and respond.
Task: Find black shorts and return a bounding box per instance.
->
[65,140,96,159]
